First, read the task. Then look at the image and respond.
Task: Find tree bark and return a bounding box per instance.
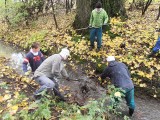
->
[142,0,152,16]
[4,0,10,25]
[51,0,58,29]
[73,0,127,29]
[156,5,160,20]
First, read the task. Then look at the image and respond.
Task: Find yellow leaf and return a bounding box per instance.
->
[14,92,19,98]
[114,92,121,97]
[98,77,101,81]
[10,105,18,115]
[0,96,3,102]
[3,94,11,101]
[0,110,3,113]
[98,64,101,67]
[139,83,147,88]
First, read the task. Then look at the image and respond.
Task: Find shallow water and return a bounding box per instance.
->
[0,41,25,73]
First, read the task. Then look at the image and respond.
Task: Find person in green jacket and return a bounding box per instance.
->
[89,1,108,52]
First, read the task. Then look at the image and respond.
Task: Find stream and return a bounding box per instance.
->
[0,41,160,120]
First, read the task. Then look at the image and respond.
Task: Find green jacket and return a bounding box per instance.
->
[89,8,108,28]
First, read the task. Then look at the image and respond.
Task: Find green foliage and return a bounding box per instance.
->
[24,30,48,50]
[0,0,28,27]
[19,96,51,120]
[107,85,125,113]
[0,0,45,27]
[2,112,15,120]
[59,85,127,120]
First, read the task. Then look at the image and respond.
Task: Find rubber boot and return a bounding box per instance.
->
[129,108,134,116]
[89,46,94,51]
[52,87,66,101]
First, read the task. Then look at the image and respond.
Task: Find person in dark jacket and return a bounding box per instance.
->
[148,28,160,57]
[22,42,45,73]
[101,56,135,116]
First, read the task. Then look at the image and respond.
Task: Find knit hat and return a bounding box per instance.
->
[107,56,115,62]
[59,48,70,60]
[95,1,102,8]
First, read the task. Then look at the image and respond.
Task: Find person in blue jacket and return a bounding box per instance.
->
[148,28,160,57]
[22,42,45,73]
[101,56,135,116]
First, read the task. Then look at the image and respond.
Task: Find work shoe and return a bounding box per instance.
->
[129,108,134,116]
[89,46,94,51]
[30,94,42,101]
[53,87,66,102]
[96,48,101,52]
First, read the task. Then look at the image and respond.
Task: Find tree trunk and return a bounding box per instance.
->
[156,5,160,20]
[142,0,152,16]
[51,0,58,29]
[73,0,127,29]
[4,0,10,25]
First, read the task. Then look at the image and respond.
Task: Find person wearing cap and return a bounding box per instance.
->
[101,56,135,116]
[148,28,160,57]
[33,48,70,101]
[89,1,108,52]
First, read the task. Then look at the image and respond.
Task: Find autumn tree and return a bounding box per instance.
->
[73,0,127,29]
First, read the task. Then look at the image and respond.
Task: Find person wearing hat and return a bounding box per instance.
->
[101,56,135,116]
[33,48,70,101]
[89,1,108,52]
[148,28,160,57]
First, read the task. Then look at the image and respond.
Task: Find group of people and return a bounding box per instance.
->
[21,1,160,117]
[22,42,135,116]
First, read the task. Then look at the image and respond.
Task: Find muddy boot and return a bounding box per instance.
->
[96,48,101,52]
[31,94,42,101]
[89,46,94,51]
[129,108,134,116]
[52,87,66,101]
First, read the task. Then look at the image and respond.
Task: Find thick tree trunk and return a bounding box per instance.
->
[73,0,91,28]
[51,0,59,29]
[156,5,160,20]
[73,0,127,29]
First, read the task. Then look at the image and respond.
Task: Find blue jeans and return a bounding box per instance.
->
[124,88,135,110]
[153,37,160,53]
[34,76,55,94]
[90,27,102,48]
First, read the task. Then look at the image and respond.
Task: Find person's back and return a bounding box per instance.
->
[33,48,70,101]
[101,56,135,116]
[104,61,134,90]
[34,54,61,78]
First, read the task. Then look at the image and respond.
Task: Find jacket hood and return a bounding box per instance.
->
[108,61,118,67]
